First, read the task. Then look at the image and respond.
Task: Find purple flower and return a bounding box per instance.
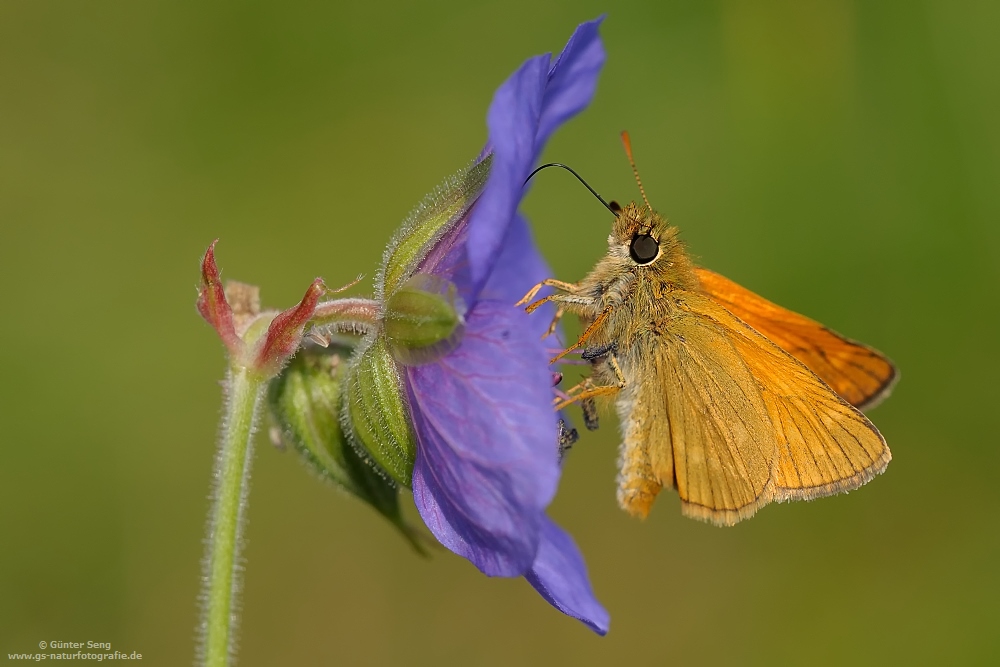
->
[404,19,609,634]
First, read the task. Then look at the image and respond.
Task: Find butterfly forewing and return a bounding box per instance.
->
[625,292,891,525]
[694,268,897,410]
[717,305,892,501]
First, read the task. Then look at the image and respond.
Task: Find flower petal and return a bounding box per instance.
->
[464,57,547,296]
[466,19,606,295]
[536,17,606,153]
[478,212,556,340]
[525,517,610,635]
[407,298,559,576]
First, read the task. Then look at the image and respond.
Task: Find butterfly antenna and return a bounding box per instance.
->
[621,131,652,210]
[524,163,619,217]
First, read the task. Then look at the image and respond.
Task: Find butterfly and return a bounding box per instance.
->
[519,133,897,526]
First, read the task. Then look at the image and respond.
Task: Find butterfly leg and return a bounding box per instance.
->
[573,342,618,430]
[553,352,626,411]
[555,386,599,430]
[515,278,580,307]
[543,306,565,338]
[553,384,620,411]
[606,353,627,387]
[554,375,599,430]
[522,292,595,316]
[549,306,612,364]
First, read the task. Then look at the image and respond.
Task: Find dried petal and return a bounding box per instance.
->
[252,278,325,375]
[196,240,242,356]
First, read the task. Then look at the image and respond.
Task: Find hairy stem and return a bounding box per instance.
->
[200,366,266,667]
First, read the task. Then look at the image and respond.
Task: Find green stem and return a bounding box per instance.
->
[200,366,266,667]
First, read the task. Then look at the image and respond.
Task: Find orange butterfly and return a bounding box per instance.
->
[519,133,896,525]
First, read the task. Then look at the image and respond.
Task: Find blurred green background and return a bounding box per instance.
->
[2,1,997,665]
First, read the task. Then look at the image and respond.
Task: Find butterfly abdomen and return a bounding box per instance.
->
[614,336,668,518]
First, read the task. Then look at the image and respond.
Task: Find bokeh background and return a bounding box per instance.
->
[2,1,998,665]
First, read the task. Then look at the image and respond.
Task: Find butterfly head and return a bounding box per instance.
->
[597,200,696,292]
[607,200,676,263]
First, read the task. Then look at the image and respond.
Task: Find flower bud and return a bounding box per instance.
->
[268,348,425,552]
[338,157,491,488]
[379,156,491,298]
[384,273,466,365]
[341,337,417,487]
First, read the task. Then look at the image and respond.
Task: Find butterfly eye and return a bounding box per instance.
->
[629,234,659,264]
[609,200,622,214]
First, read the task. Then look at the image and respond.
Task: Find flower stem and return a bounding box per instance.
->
[200,366,266,667]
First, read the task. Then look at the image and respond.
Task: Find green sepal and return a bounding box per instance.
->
[384,273,465,366]
[378,155,491,300]
[342,336,417,487]
[268,348,425,553]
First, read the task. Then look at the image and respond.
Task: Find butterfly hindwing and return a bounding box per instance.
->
[650,308,776,525]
